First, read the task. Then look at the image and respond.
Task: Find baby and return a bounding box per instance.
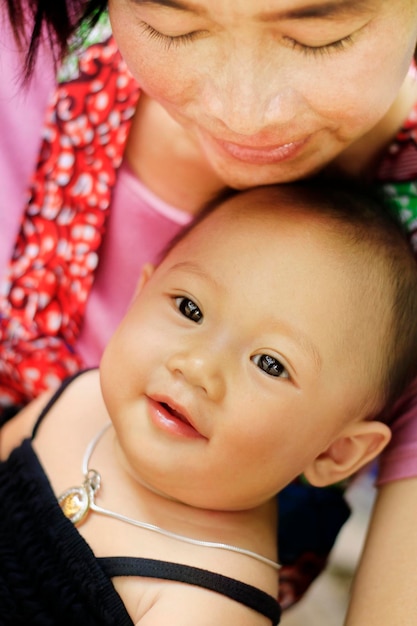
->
[2,182,417,626]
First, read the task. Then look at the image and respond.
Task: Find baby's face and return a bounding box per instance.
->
[101,190,383,510]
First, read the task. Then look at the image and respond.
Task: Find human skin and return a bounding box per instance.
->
[100,189,390,513]
[108,0,417,211]
[344,478,417,625]
[7,1,416,620]
[104,3,417,621]
[0,188,393,624]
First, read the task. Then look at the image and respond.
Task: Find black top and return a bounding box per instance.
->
[0,373,281,625]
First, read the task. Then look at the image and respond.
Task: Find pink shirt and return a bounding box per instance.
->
[76,163,191,365]
[377,378,417,484]
[0,13,55,271]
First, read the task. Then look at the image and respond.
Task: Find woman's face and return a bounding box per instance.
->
[108,0,417,188]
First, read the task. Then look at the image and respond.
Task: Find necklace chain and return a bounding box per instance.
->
[58,422,280,571]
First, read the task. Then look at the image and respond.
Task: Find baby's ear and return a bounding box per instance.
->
[303,420,391,487]
[132,263,155,300]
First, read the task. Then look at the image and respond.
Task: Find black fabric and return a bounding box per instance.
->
[0,372,281,624]
[0,439,134,626]
[100,556,281,625]
[0,403,23,427]
[278,481,350,564]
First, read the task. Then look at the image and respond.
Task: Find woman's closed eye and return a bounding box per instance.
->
[252,354,289,379]
[175,296,203,323]
[139,22,202,49]
[286,34,354,56]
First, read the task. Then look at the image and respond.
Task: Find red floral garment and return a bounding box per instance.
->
[0,32,139,412]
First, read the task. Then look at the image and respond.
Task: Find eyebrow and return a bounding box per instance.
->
[292,330,322,373]
[258,1,375,21]
[136,0,373,20]
[265,317,322,374]
[134,0,206,15]
[169,261,222,290]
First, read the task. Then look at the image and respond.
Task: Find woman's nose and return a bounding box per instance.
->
[166,348,226,401]
[200,51,302,135]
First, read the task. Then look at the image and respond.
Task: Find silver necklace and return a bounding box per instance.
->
[58,423,281,571]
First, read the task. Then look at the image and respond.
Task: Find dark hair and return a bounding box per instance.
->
[6,1,417,80]
[5,0,107,79]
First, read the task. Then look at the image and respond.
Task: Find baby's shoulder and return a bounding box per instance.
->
[111,503,279,625]
[0,369,106,470]
[37,368,105,435]
[15,369,110,511]
[121,564,278,626]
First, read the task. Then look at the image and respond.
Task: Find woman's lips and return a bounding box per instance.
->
[147,397,206,439]
[212,136,308,165]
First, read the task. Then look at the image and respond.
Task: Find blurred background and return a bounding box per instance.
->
[280,470,376,625]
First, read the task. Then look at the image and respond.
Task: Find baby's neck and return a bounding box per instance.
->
[104,431,279,567]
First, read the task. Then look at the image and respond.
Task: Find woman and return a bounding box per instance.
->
[1,1,417,621]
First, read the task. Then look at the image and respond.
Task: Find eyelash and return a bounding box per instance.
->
[139,22,200,49]
[288,34,354,56]
[140,21,354,57]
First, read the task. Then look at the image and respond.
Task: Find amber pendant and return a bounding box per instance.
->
[58,470,101,526]
[58,485,90,525]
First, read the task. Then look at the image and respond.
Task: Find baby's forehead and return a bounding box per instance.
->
[191,189,346,247]
[173,185,400,294]
[198,187,388,263]
[180,191,394,313]
[174,195,369,290]
[199,186,343,230]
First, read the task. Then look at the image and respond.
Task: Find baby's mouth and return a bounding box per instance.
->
[160,402,190,425]
[147,396,207,440]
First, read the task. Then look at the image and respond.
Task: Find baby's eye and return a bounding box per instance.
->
[175,297,203,323]
[252,354,289,378]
